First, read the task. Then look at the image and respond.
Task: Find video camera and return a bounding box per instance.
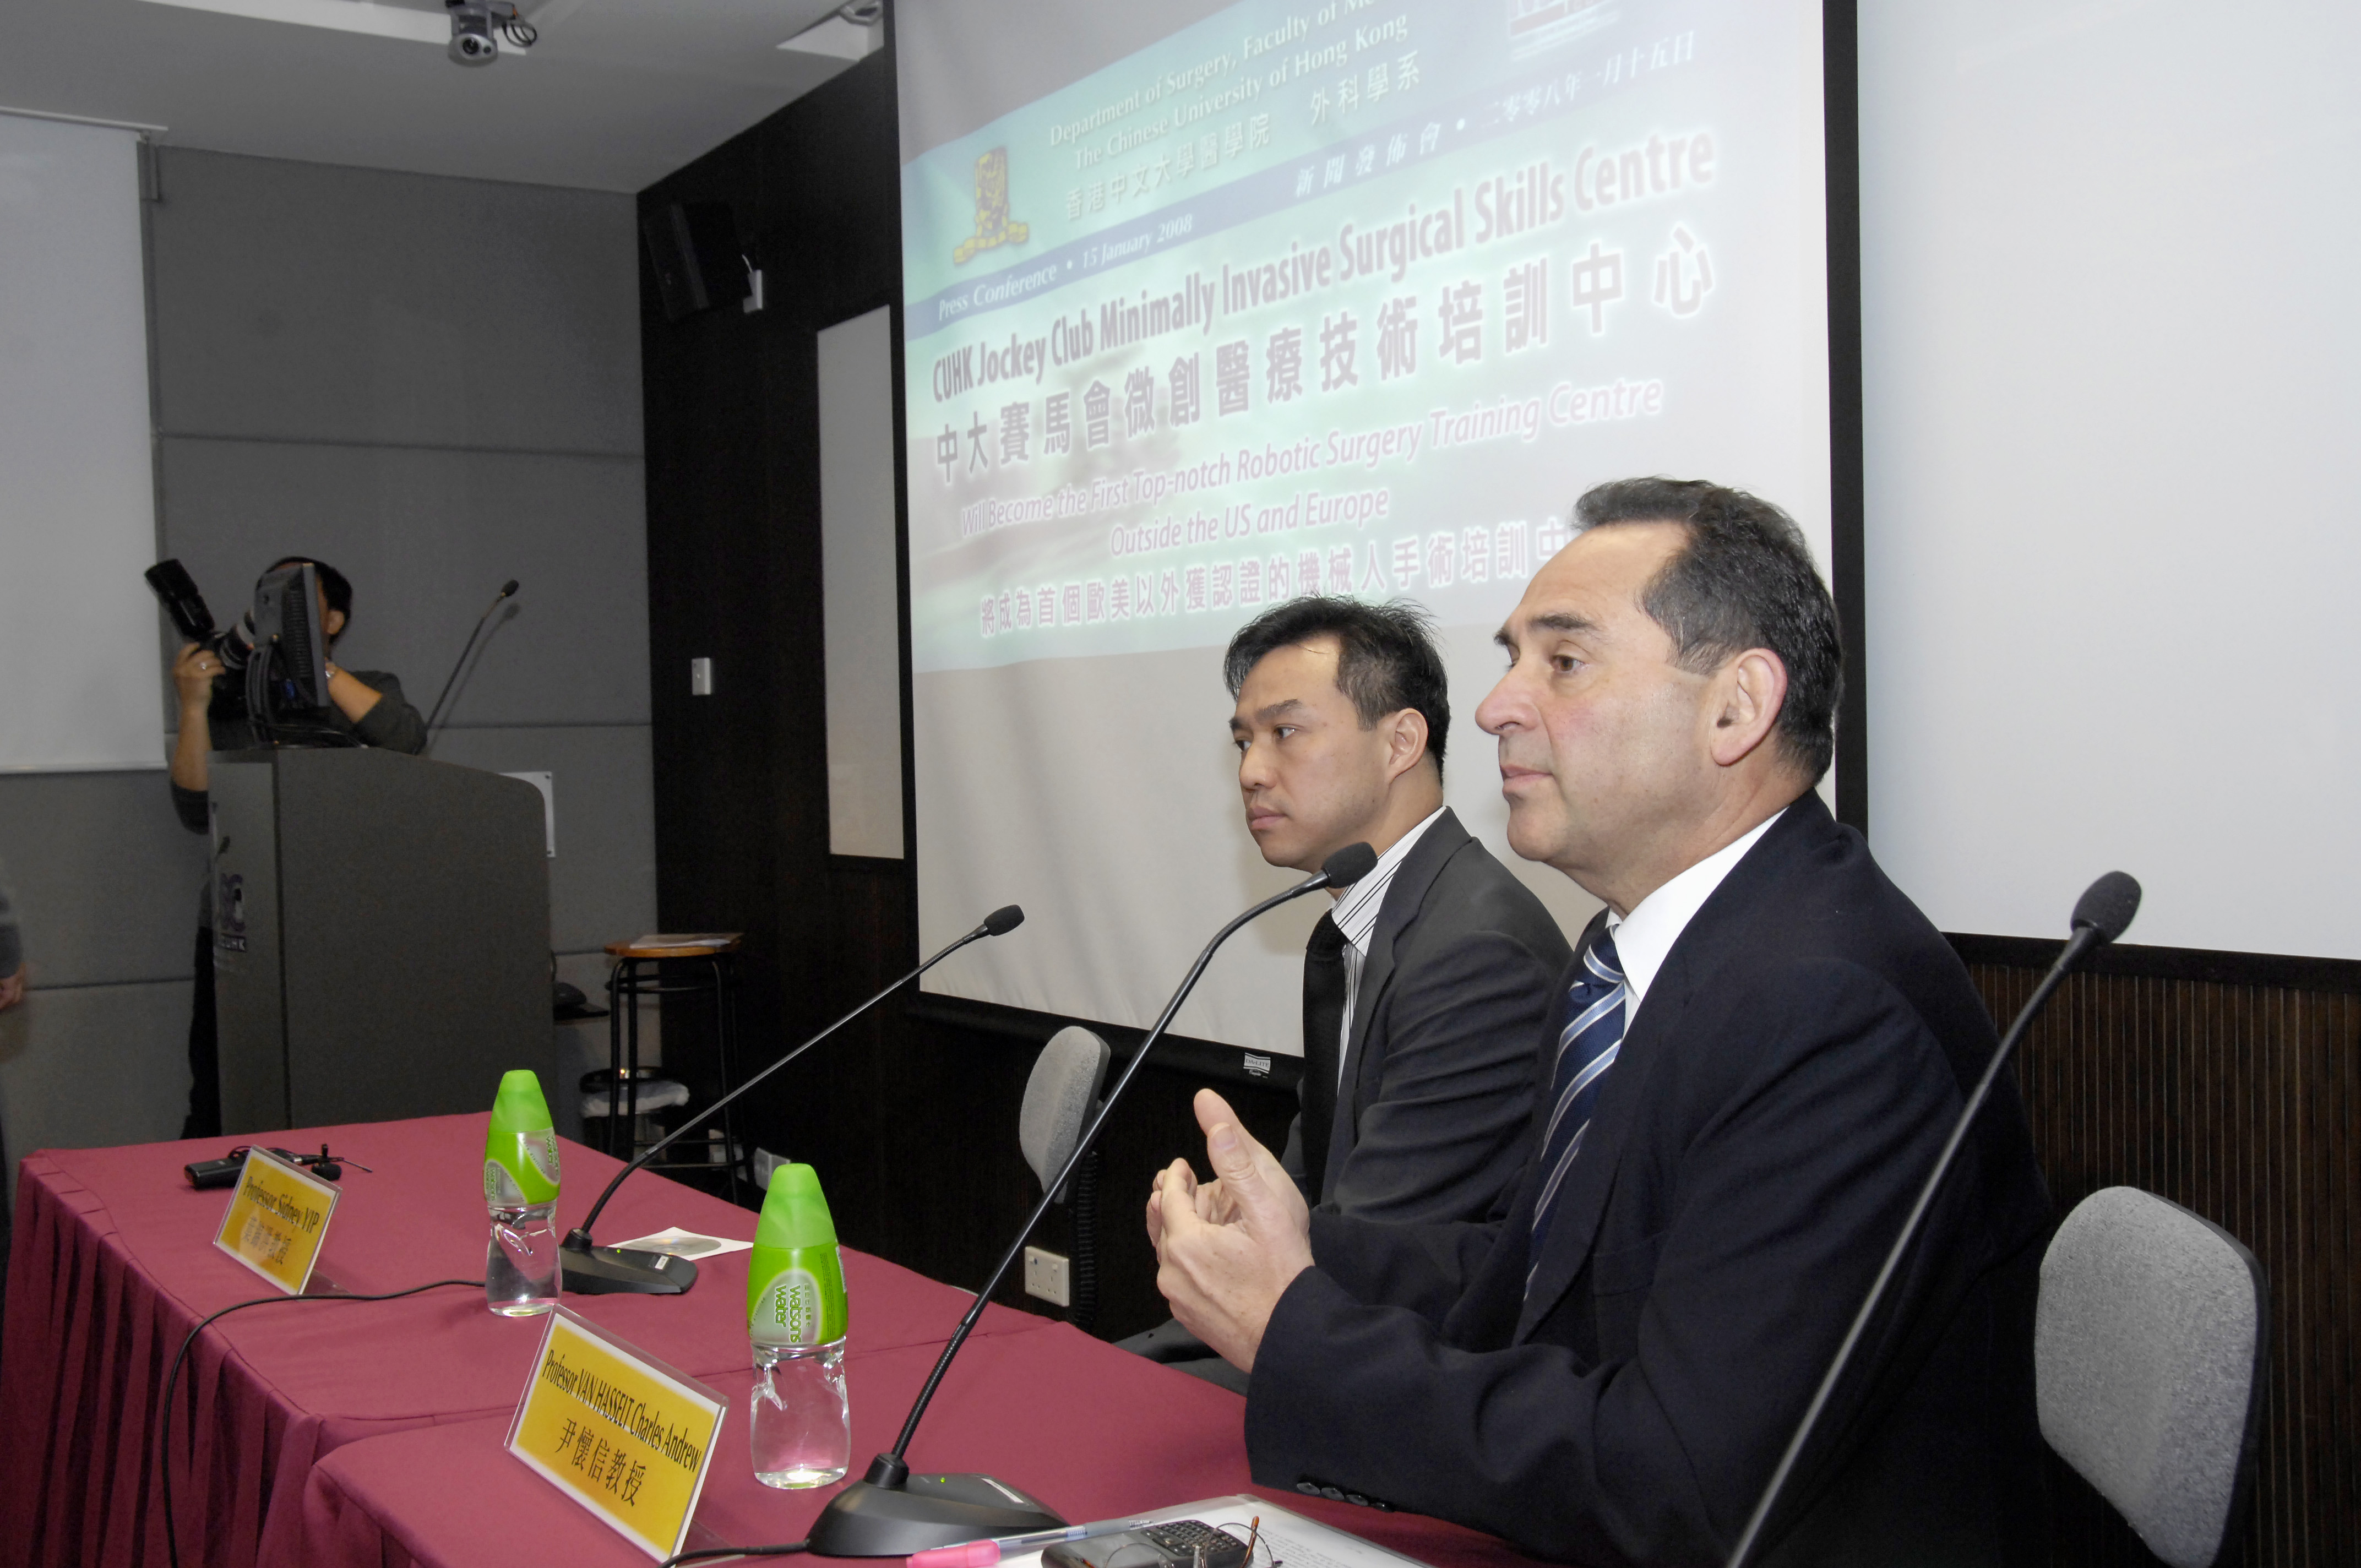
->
[146,559,337,738]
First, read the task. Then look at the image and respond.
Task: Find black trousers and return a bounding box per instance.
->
[182,927,220,1141]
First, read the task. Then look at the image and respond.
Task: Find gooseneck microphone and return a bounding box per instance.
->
[423,578,519,749]
[807,843,1379,1558]
[559,905,1025,1295]
[1726,870,2142,1568]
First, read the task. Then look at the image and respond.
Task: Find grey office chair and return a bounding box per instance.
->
[1019,1026,1111,1330]
[2035,1186,2270,1568]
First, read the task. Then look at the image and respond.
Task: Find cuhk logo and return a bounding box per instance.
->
[953,148,1029,266]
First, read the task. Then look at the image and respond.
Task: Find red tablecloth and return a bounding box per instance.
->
[0,1115,1042,1567]
[296,1320,1543,1568]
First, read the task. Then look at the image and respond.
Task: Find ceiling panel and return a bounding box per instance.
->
[0,0,869,191]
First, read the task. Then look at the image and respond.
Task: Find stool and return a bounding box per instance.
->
[596,934,747,1205]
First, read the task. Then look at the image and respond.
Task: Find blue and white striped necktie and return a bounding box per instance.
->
[1527,929,1627,1284]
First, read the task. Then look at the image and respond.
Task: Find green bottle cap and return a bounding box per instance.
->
[747,1162,847,1346]
[484,1069,561,1207]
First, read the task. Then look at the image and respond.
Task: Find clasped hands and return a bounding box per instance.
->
[1146,1088,1315,1373]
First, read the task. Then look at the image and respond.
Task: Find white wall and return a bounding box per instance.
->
[0,113,162,772]
[1860,0,2361,957]
[820,305,907,860]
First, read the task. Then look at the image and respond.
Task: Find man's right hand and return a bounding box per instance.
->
[172,642,222,709]
[0,966,24,1012]
[1144,1166,1246,1252]
[1147,1090,1315,1371]
[170,643,224,796]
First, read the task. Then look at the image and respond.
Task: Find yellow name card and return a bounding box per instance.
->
[212,1147,340,1294]
[507,1306,728,1561]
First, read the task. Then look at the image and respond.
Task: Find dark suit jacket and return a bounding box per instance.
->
[1282,809,1573,1223]
[1247,794,2052,1567]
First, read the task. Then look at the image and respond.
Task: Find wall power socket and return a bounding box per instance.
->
[1022,1245,1071,1307]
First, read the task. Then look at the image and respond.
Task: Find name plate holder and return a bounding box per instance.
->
[211,1146,340,1294]
[507,1305,728,1561]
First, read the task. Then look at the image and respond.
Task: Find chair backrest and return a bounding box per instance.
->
[2036,1186,2270,1568]
[1019,1026,1111,1197]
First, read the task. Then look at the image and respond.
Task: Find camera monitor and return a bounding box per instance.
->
[251,563,330,714]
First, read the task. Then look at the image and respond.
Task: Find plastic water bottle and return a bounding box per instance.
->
[747,1162,850,1488]
[484,1069,562,1315]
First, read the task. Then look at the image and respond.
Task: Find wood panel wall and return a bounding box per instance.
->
[1962,951,2361,1568]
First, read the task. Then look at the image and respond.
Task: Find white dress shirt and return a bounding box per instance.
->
[1605,808,1786,1027]
[1326,806,1449,1087]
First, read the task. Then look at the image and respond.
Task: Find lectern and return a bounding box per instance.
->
[207,747,551,1134]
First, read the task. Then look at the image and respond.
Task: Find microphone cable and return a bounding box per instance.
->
[660,1543,810,1566]
[157,1277,481,1568]
[423,578,520,750]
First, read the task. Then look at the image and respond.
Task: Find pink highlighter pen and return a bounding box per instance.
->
[908,1516,1153,1568]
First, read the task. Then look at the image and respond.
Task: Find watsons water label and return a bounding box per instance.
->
[748,1254,847,1348]
[485,1126,561,1205]
[486,1159,528,1207]
[524,1128,562,1189]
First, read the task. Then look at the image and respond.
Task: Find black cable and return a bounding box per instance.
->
[493,2,536,47]
[158,1278,479,1568]
[659,1543,809,1567]
[1070,1147,1100,1336]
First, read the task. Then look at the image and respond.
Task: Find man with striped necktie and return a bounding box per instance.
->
[1147,480,2051,1567]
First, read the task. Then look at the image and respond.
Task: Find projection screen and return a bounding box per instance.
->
[899,0,1832,1052]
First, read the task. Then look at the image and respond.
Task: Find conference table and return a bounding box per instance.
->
[1,1114,1542,1568]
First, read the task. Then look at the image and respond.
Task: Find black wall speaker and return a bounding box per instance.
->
[642,202,747,323]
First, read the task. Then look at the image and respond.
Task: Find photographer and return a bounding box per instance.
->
[170,557,426,1138]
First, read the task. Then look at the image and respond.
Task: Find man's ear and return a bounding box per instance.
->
[1382,707,1430,785]
[1706,649,1787,768]
[323,607,346,641]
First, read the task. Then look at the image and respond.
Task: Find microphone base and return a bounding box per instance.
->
[806,1474,1064,1556]
[558,1233,697,1295]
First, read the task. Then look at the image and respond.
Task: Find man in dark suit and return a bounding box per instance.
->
[1147,481,2052,1566]
[1123,597,1569,1387]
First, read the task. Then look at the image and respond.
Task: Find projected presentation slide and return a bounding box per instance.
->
[901,0,1829,1052]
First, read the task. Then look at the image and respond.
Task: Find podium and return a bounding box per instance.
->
[207,747,552,1134]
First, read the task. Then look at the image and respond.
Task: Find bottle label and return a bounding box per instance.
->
[485,1131,560,1205]
[525,1129,562,1188]
[485,1159,527,1207]
[750,1258,846,1346]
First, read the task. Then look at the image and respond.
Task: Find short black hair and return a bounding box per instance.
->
[1222,596,1450,777]
[1573,477,1842,783]
[269,557,352,643]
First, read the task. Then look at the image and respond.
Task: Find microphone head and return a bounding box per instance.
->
[1321,842,1379,889]
[982,905,1025,937]
[2070,871,2141,945]
[499,579,519,598]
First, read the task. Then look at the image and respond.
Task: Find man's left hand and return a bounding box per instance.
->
[1151,1088,1314,1372]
